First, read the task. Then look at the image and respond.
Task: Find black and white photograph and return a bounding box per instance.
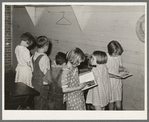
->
[2,2,147,120]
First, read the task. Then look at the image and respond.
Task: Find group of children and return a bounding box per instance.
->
[14,32,129,110]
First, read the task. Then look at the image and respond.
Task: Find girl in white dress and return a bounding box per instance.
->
[15,32,35,87]
[106,40,129,110]
[86,51,111,110]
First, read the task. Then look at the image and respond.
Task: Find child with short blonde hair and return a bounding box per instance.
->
[61,48,87,110]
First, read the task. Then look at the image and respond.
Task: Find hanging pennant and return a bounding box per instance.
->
[25,6,45,26]
[25,6,36,26]
[72,5,84,31]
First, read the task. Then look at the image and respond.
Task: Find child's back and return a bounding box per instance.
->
[31,36,50,110]
[32,54,48,92]
[15,46,32,84]
[47,66,64,110]
[15,45,30,66]
[43,52,67,110]
[15,32,35,87]
[106,53,122,75]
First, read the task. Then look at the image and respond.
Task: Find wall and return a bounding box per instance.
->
[5,5,12,73]
[12,5,145,110]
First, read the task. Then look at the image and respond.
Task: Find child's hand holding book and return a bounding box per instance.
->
[109,72,132,79]
[79,83,88,90]
[119,66,129,74]
[79,71,98,91]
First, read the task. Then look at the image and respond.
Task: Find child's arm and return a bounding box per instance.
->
[41,62,50,75]
[119,56,129,73]
[119,66,129,74]
[43,68,50,85]
[39,55,51,85]
[27,61,31,67]
[22,48,32,68]
[62,83,86,93]
[43,70,53,84]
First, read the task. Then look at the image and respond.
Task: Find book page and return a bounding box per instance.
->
[79,71,97,91]
[79,72,95,84]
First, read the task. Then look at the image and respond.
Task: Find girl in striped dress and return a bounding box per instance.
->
[86,51,111,110]
[106,40,129,110]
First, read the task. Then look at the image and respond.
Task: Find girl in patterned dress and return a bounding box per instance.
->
[15,32,35,87]
[61,48,87,110]
[106,40,129,110]
[86,51,111,110]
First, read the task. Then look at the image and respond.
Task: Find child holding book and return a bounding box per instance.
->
[86,51,111,110]
[43,52,67,110]
[31,36,50,110]
[61,48,87,110]
[106,40,129,110]
[15,32,35,87]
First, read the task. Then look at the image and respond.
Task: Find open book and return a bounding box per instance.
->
[109,72,132,79]
[79,71,97,91]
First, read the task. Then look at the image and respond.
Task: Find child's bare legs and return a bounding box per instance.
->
[95,106,105,110]
[115,101,122,110]
[109,101,122,110]
[109,102,115,110]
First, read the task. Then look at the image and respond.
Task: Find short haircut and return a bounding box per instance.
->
[36,36,49,48]
[66,48,85,66]
[107,40,123,56]
[21,32,35,46]
[55,52,67,65]
[93,51,107,64]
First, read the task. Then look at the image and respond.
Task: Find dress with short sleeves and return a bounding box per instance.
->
[86,64,111,107]
[106,53,123,102]
[15,45,32,87]
[61,67,86,110]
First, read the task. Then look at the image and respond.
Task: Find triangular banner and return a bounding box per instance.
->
[25,6,36,26]
[35,7,45,25]
[71,5,84,31]
[25,6,45,26]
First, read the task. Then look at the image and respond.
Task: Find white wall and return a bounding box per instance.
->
[12,5,145,110]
